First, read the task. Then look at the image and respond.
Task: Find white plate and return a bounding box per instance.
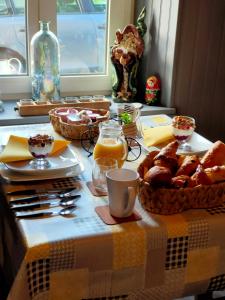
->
[139,114,213,155]
[4,146,79,175]
[139,132,213,156]
[0,162,84,182]
[141,114,172,127]
[132,102,143,109]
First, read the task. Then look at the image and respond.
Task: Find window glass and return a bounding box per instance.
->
[57,0,80,14]
[0,0,27,75]
[0,0,9,15]
[14,0,25,14]
[92,0,106,13]
[57,0,107,75]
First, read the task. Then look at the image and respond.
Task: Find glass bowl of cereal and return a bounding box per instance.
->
[28,134,54,169]
[172,116,196,151]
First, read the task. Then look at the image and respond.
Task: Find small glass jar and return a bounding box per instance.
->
[79,96,92,102]
[64,96,79,103]
[92,95,105,101]
[20,99,34,106]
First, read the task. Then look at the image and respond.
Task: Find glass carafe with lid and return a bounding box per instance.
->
[93,120,128,168]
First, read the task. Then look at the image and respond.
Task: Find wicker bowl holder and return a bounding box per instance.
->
[138,158,225,215]
[49,107,110,139]
[118,104,140,138]
[122,123,138,138]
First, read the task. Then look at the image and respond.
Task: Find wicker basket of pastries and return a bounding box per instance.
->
[49,107,110,139]
[138,140,225,215]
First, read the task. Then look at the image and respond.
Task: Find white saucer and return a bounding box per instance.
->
[0,162,84,182]
[4,146,79,176]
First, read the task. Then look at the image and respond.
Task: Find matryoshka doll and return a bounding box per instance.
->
[145,75,161,105]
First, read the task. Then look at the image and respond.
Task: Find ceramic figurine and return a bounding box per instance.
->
[145,75,161,105]
[111,7,146,103]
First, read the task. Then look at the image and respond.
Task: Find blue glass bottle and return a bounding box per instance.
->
[30,20,61,102]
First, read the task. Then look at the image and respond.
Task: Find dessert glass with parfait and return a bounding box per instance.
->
[28,134,54,169]
[172,116,195,151]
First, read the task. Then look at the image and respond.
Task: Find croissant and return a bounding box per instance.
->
[191,165,212,186]
[201,140,225,168]
[153,140,179,173]
[205,166,225,183]
[176,155,200,176]
[177,154,186,168]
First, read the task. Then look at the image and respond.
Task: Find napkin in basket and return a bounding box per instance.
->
[0,135,71,163]
[142,125,175,147]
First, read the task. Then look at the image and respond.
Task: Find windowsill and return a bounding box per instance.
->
[0,99,176,126]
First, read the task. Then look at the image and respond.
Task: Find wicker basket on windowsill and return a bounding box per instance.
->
[137,156,225,215]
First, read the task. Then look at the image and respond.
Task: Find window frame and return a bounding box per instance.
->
[0,0,134,100]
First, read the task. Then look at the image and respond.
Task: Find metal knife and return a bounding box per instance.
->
[10,200,77,211]
[15,211,59,219]
[6,187,76,196]
[9,194,80,205]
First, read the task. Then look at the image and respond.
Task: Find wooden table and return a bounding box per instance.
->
[0,122,224,300]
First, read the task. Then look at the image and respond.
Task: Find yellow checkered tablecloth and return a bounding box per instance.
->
[2,177,225,300]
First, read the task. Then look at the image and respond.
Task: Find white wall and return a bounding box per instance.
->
[135,0,179,106]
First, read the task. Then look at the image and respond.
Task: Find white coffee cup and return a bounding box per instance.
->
[106,168,139,218]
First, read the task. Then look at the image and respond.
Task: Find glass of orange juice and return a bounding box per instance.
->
[93,120,128,168]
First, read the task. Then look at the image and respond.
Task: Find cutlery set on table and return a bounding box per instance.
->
[7,187,81,219]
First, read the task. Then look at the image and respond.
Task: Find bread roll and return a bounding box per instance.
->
[191,165,212,186]
[137,150,159,178]
[205,166,225,183]
[153,141,179,173]
[201,140,225,168]
[144,166,172,187]
[176,155,200,176]
[171,175,192,188]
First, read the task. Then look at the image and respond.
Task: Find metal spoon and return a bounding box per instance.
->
[14,205,77,219]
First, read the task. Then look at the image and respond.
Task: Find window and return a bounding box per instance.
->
[0,0,27,75]
[14,0,25,14]
[0,0,134,100]
[57,0,107,74]
[92,0,106,13]
[57,0,80,14]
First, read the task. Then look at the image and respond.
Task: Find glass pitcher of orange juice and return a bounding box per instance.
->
[93,120,128,168]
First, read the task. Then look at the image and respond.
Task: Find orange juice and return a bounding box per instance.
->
[93,138,127,168]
